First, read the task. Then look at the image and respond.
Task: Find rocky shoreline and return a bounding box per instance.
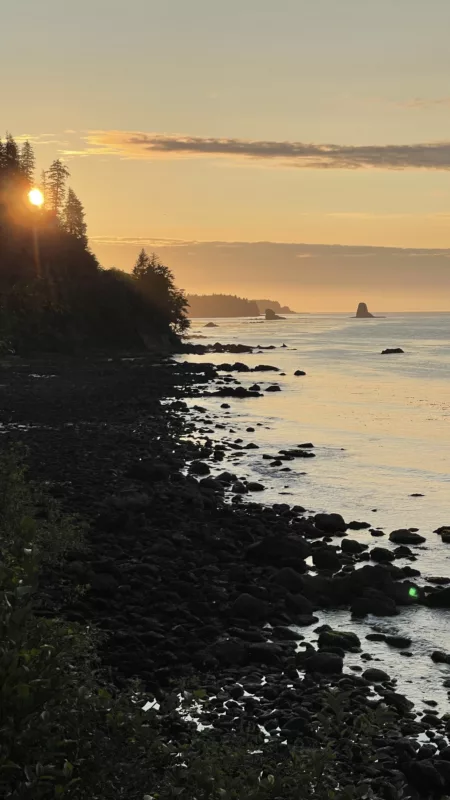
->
[1,351,450,797]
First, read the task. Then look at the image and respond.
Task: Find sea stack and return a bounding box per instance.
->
[356,302,374,318]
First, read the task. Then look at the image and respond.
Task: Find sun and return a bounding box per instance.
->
[28,188,44,207]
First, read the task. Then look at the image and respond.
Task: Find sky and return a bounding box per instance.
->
[3,0,450,310]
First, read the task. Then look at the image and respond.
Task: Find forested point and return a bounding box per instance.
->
[187,294,295,318]
[0,133,188,353]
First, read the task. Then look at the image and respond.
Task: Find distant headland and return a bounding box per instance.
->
[187,293,295,317]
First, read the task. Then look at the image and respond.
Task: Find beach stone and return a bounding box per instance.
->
[351,590,398,617]
[265,385,281,392]
[312,548,341,572]
[381,348,404,354]
[273,567,305,593]
[248,643,282,666]
[366,633,387,642]
[382,691,414,713]
[189,461,211,476]
[272,626,304,641]
[341,538,366,554]
[348,520,371,530]
[431,651,450,664]
[363,668,391,683]
[246,535,310,565]
[231,593,267,622]
[389,529,426,545]
[294,370,306,376]
[232,481,248,494]
[425,588,450,608]
[370,547,395,563]
[318,630,361,651]
[247,482,265,492]
[386,635,411,649]
[304,651,343,675]
[315,513,347,534]
[127,460,170,482]
[212,638,247,666]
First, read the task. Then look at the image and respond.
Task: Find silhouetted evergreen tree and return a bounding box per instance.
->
[19,141,35,185]
[63,188,87,245]
[132,249,189,333]
[46,159,70,216]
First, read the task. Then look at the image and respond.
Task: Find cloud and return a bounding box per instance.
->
[90,236,196,247]
[397,97,450,110]
[68,130,450,170]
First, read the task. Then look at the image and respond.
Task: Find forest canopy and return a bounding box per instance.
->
[0,133,188,352]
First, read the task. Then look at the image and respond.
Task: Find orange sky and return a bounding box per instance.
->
[4,1,450,309]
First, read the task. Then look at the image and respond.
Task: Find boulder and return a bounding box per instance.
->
[265,308,285,320]
[312,548,341,573]
[385,635,411,649]
[318,630,361,651]
[341,538,366,555]
[231,593,268,622]
[265,385,281,392]
[247,482,265,492]
[389,529,426,545]
[248,642,282,666]
[212,638,247,666]
[431,651,450,664]
[246,535,310,565]
[273,567,305,593]
[315,513,347,534]
[204,321,218,327]
[424,588,450,608]
[381,348,404,354]
[370,546,395,563]
[294,370,306,376]
[304,651,343,675]
[363,668,391,683]
[127,460,170,482]
[351,589,398,617]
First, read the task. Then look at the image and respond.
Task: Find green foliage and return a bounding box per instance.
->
[133,249,189,335]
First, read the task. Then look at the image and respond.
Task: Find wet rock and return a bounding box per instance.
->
[382,690,414,713]
[366,633,387,642]
[212,638,247,666]
[304,651,343,675]
[348,520,371,530]
[232,481,248,494]
[431,651,450,664]
[246,535,310,565]
[249,384,260,392]
[318,629,361,651]
[386,635,411,649]
[212,387,262,398]
[363,668,391,683]
[389,529,426,545]
[189,460,211,476]
[294,370,306,376]
[247,482,265,492]
[231,593,268,622]
[272,626,304,641]
[253,364,279,372]
[312,548,341,572]
[315,513,347,534]
[351,590,398,617]
[381,348,404,354]
[265,385,281,392]
[127,460,170,482]
[248,642,282,666]
[370,547,395,563]
[341,538,366,554]
[425,587,450,609]
[273,567,305,593]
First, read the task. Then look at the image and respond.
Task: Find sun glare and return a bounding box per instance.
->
[28,188,44,207]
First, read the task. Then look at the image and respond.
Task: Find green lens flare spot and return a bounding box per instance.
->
[409,587,418,598]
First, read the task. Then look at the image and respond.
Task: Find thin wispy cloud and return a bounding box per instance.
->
[396,97,450,110]
[69,130,450,170]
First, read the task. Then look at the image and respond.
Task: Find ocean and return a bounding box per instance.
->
[180,312,450,710]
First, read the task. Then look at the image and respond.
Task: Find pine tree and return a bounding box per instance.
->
[132,248,150,279]
[20,141,35,185]
[46,159,70,216]
[63,187,87,245]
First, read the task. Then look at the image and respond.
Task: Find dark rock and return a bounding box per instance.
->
[341,538,366,554]
[363,668,391,683]
[385,635,411,649]
[246,535,310,565]
[312,548,341,572]
[381,348,404,354]
[304,651,343,674]
[127,460,170,482]
[351,590,398,617]
[294,370,306,376]
[189,461,211,476]
[248,642,282,666]
[232,481,248,494]
[355,302,374,318]
[370,547,395,563]
[265,385,281,392]
[348,520,371,530]
[389,529,426,545]
[205,321,218,327]
[425,588,450,609]
[212,638,247,666]
[318,630,361,651]
[366,633,387,642]
[272,626,304,641]
[431,651,450,664]
[247,482,265,492]
[315,513,347,533]
[273,567,305,593]
[231,593,268,622]
[382,690,414,713]
[265,308,285,320]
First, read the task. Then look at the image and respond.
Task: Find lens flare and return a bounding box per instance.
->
[408,587,418,598]
[28,188,44,207]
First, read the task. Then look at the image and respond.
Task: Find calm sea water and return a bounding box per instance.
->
[181,313,450,709]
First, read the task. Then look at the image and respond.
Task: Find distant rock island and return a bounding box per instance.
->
[355,302,374,318]
[187,294,295,318]
[265,308,285,320]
